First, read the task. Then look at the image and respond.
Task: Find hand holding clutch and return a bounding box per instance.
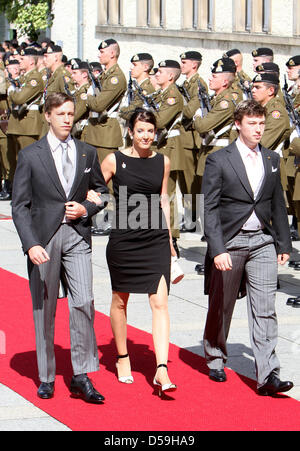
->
[171,256,184,284]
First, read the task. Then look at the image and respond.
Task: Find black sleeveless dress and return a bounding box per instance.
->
[106,151,171,294]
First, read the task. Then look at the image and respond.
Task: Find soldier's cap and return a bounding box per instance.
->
[286,55,300,67]
[20,47,39,56]
[211,58,236,74]
[252,73,279,85]
[180,51,202,61]
[131,53,153,63]
[90,62,102,70]
[256,62,280,74]
[149,67,158,75]
[4,58,19,66]
[72,61,89,71]
[98,39,118,50]
[252,47,273,57]
[223,49,241,58]
[46,44,63,54]
[69,58,81,69]
[158,60,181,69]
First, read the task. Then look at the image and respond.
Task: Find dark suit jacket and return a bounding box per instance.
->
[202,141,292,295]
[12,135,109,254]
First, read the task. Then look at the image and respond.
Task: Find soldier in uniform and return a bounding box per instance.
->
[178,51,207,232]
[85,39,126,163]
[153,60,183,254]
[0,52,10,200]
[40,44,75,137]
[252,47,274,73]
[84,39,127,236]
[120,53,155,120]
[251,73,290,194]
[224,48,251,99]
[71,60,90,141]
[6,48,44,166]
[194,58,239,179]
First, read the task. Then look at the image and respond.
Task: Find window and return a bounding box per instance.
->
[234,0,271,33]
[98,0,122,26]
[182,0,214,31]
[137,0,165,27]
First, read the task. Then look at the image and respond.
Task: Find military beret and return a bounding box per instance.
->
[90,62,102,70]
[180,51,202,61]
[158,60,181,69]
[149,67,158,75]
[4,58,19,66]
[211,58,236,74]
[253,73,279,85]
[98,39,117,50]
[252,47,273,57]
[256,62,280,74]
[131,53,153,62]
[69,58,81,69]
[46,44,63,53]
[223,49,241,58]
[20,47,38,56]
[72,61,89,71]
[286,55,300,67]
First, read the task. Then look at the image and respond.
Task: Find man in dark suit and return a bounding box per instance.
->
[12,93,109,403]
[202,100,294,396]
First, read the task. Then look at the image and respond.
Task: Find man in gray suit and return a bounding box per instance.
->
[202,100,294,396]
[12,93,109,403]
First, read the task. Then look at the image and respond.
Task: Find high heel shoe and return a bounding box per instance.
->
[153,364,177,397]
[116,354,134,384]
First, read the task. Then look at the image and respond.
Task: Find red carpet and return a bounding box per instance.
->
[0,267,300,431]
[0,214,12,220]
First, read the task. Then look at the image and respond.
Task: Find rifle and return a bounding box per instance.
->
[132,79,159,111]
[237,73,253,100]
[86,60,102,94]
[283,75,300,164]
[127,71,134,104]
[63,75,76,104]
[197,79,212,115]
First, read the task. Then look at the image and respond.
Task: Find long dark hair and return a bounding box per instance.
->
[128,108,157,132]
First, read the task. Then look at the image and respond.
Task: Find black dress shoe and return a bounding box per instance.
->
[209,369,227,382]
[288,261,299,267]
[258,373,294,396]
[92,225,112,236]
[294,263,300,271]
[286,295,300,306]
[292,298,300,308]
[70,374,105,404]
[195,263,205,275]
[37,382,55,399]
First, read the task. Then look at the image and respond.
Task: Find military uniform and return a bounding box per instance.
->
[288,138,300,234]
[0,66,10,198]
[178,51,207,229]
[7,66,44,154]
[40,45,75,137]
[153,60,184,239]
[85,62,127,163]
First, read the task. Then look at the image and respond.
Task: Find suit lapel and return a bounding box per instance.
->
[36,136,66,199]
[68,139,87,200]
[255,145,272,202]
[226,142,254,199]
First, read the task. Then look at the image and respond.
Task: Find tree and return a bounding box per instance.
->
[0,0,54,41]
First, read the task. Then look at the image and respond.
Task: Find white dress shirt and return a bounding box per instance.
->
[47,131,77,223]
[236,137,265,231]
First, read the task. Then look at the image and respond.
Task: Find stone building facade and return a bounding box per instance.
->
[3,0,300,83]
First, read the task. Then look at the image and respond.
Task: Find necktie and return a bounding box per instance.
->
[61,142,73,184]
[248,149,258,167]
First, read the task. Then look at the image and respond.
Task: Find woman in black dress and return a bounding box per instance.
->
[88,109,177,396]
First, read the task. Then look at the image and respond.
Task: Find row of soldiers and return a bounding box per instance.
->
[0,39,299,258]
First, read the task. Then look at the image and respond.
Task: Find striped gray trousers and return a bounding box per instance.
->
[203,230,280,388]
[28,224,99,383]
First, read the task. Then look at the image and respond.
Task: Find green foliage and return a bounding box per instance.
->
[0,0,54,40]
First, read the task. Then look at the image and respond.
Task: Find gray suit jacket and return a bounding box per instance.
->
[12,135,109,254]
[202,141,292,295]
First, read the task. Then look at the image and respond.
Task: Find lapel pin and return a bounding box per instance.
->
[82,154,86,157]
[267,156,271,160]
